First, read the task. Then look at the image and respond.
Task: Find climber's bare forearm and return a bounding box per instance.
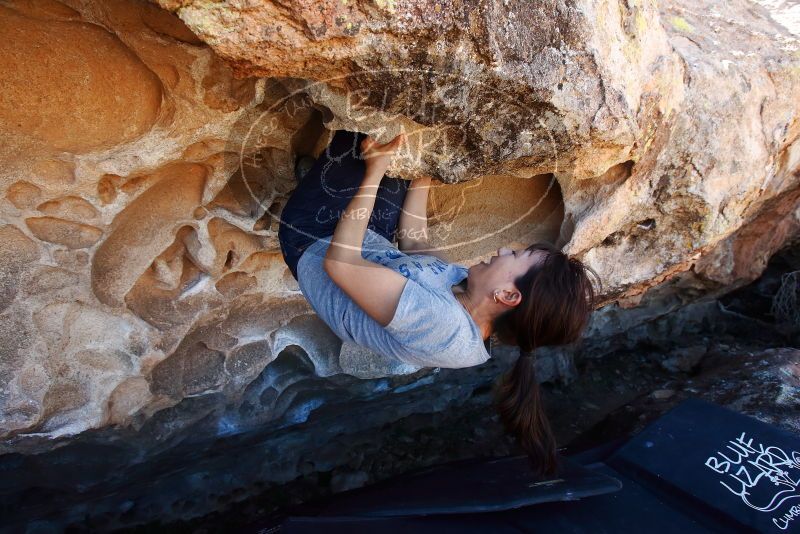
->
[397,177,431,250]
[402,240,450,262]
[397,177,449,261]
[325,169,383,266]
[323,166,408,327]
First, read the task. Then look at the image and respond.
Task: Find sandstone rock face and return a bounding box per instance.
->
[0,0,294,440]
[0,0,799,528]
[162,0,800,300]
[0,4,163,155]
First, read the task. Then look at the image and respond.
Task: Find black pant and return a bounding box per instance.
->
[278,130,410,280]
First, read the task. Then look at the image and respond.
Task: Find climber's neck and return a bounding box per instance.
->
[452,284,493,340]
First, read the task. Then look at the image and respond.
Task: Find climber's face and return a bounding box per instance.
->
[467,247,547,305]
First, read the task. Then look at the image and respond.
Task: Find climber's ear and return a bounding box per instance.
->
[497,286,522,308]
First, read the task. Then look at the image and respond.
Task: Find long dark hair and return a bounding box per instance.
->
[492,243,598,476]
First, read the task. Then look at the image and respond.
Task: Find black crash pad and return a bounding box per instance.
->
[273,399,800,534]
[609,398,800,533]
[279,463,713,534]
[296,455,622,518]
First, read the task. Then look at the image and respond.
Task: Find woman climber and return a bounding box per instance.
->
[278,130,598,475]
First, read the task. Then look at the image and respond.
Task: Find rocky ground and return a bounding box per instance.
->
[113,249,800,534]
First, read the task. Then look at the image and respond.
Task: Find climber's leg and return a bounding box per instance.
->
[279,130,363,279]
[369,176,410,242]
[279,130,410,279]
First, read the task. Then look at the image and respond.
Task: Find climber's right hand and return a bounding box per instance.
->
[360,133,405,177]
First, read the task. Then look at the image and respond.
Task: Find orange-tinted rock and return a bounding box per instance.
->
[91,162,207,306]
[0,5,163,153]
[182,139,228,161]
[25,216,103,249]
[202,56,257,112]
[31,160,75,188]
[125,226,225,330]
[97,174,122,205]
[7,0,81,21]
[206,217,266,276]
[120,158,218,199]
[5,181,42,210]
[696,187,800,286]
[140,2,203,45]
[215,271,258,298]
[36,196,99,221]
[208,152,293,219]
[428,173,564,262]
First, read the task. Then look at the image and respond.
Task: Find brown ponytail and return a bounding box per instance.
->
[492,243,598,476]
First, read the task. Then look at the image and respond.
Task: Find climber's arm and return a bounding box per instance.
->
[397,177,431,250]
[324,135,408,327]
[397,177,449,262]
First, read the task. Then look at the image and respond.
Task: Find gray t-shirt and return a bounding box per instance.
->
[296,230,491,369]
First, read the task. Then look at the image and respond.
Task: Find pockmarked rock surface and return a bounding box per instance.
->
[0,0,799,529]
